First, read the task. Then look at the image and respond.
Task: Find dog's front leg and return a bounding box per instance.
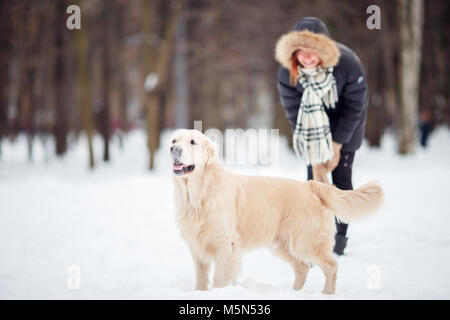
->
[213,239,241,288]
[189,248,211,291]
[213,246,231,288]
[194,257,211,290]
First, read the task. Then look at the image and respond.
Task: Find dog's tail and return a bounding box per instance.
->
[308,180,383,223]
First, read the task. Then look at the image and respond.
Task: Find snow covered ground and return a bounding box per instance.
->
[0,127,449,299]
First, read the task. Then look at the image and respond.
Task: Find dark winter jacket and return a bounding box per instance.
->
[276,17,368,152]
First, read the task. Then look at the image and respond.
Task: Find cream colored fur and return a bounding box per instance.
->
[171,129,383,294]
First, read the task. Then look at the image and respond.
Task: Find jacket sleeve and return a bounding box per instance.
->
[333,54,369,145]
[277,66,302,130]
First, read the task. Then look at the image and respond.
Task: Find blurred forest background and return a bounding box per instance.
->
[0,0,448,169]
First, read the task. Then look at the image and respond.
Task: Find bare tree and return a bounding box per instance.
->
[142,0,183,169]
[54,0,69,156]
[99,3,113,162]
[397,0,424,154]
[76,0,95,168]
[0,0,11,156]
[173,11,189,129]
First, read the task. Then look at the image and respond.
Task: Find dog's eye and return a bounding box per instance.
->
[172,139,176,144]
[190,140,196,145]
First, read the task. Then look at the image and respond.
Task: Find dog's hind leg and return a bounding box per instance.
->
[310,250,338,294]
[273,244,310,290]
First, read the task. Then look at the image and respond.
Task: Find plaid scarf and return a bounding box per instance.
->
[293,66,338,165]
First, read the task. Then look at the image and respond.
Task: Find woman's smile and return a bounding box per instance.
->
[296,50,321,69]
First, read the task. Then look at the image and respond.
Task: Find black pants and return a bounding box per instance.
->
[307,151,355,236]
[420,122,431,147]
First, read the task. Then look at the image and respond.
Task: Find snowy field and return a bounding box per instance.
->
[0,127,449,300]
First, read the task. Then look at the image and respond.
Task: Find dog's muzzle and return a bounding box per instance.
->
[171,145,195,176]
[171,145,183,158]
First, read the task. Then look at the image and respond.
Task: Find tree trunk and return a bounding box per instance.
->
[380,4,397,128]
[0,0,11,157]
[142,0,183,169]
[397,0,424,154]
[54,0,69,156]
[113,1,128,139]
[100,3,112,162]
[142,0,157,169]
[76,1,95,169]
[173,13,189,129]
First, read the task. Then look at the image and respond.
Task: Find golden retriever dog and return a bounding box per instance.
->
[170,129,383,294]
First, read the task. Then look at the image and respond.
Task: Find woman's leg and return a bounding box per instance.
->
[307,152,355,255]
[331,152,355,231]
[331,151,355,255]
[307,165,313,181]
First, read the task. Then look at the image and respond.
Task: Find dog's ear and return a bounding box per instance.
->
[204,137,218,166]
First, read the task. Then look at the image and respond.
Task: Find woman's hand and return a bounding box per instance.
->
[312,163,329,184]
[313,142,342,184]
[326,141,342,172]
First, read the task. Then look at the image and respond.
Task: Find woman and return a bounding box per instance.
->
[275,17,369,255]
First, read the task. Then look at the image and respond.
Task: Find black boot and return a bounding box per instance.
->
[333,233,348,256]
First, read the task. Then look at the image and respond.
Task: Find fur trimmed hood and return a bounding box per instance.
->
[275,17,340,69]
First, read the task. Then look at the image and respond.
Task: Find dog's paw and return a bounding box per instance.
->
[195,283,209,291]
[293,282,305,291]
[212,279,227,289]
[321,287,336,295]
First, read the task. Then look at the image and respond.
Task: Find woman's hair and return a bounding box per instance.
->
[289,51,324,86]
[289,56,300,86]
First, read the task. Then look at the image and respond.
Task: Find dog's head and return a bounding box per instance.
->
[169,129,218,177]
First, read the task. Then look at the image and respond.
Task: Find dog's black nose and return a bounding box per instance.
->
[170,145,183,158]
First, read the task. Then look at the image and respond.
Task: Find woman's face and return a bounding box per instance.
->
[295,50,321,69]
